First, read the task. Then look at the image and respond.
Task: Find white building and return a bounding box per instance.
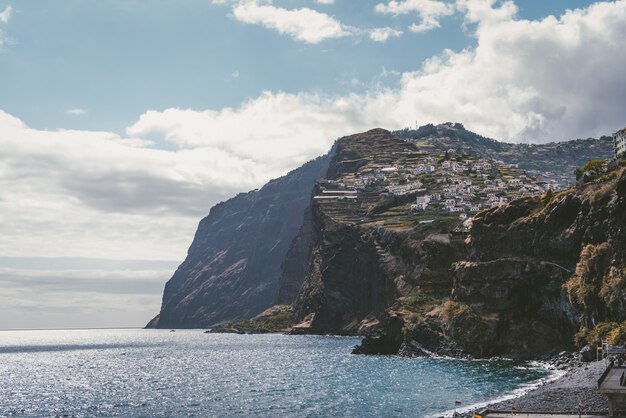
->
[614,127,626,158]
[388,181,424,195]
[412,195,431,210]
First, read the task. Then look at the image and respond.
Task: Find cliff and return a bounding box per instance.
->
[148,124,615,343]
[290,129,465,334]
[146,151,333,328]
[356,166,626,358]
[452,167,626,355]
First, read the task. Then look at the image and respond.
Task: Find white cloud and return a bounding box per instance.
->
[0,265,171,329]
[369,27,404,42]
[375,0,455,33]
[231,0,351,43]
[0,109,263,260]
[456,0,517,28]
[408,18,441,32]
[397,0,626,141]
[66,108,86,116]
[375,0,452,15]
[0,95,372,261]
[0,5,11,24]
[130,1,626,145]
[315,0,335,4]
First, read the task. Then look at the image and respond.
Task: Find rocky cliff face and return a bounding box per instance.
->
[289,129,465,335]
[356,167,626,358]
[147,152,333,328]
[453,168,626,355]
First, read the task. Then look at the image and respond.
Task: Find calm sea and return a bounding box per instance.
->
[0,329,551,417]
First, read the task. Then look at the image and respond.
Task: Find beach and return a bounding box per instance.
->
[454,359,610,417]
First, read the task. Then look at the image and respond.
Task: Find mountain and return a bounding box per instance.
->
[148,124,614,343]
[146,151,334,328]
[395,122,614,185]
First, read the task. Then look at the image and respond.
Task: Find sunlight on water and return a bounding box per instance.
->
[0,329,550,417]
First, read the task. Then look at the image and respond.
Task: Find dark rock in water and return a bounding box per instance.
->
[352,334,401,355]
[204,328,244,334]
[397,340,434,357]
[353,314,404,355]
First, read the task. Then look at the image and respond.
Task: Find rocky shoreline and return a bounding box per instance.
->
[448,354,609,418]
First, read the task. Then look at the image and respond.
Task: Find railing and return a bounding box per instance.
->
[598,361,613,388]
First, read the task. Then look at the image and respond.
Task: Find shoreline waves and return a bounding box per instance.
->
[441,360,609,418]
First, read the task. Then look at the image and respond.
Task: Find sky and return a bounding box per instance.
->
[1,0,625,329]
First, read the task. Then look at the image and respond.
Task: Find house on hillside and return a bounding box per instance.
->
[412,195,431,211]
[614,127,626,158]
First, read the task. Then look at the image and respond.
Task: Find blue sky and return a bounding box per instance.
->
[0,0,599,133]
[0,0,624,328]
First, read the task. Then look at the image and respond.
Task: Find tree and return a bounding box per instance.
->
[541,189,554,206]
[575,160,607,184]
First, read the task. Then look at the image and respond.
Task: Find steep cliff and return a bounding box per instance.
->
[356,167,626,358]
[454,167,626,354]
[147,152,333,328]
[290,129,465,335]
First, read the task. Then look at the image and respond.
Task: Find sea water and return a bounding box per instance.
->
[0,329,551,417]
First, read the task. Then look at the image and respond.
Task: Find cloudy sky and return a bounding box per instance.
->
[1,0,625,329]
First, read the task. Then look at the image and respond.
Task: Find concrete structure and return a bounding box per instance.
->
[614,128,626,159]
[598,362,626,417]
[480,413,609,417]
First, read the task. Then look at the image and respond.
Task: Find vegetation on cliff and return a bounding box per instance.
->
[208,305,294,334]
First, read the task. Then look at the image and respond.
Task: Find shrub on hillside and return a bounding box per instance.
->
[443,301,492,357]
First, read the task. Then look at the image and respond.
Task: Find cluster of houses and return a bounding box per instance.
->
[312,152,567,231]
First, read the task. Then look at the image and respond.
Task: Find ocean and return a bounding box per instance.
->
[0,329,551,417]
